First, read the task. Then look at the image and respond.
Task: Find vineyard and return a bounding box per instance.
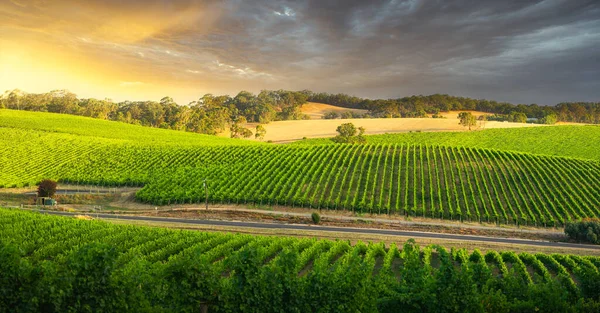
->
[3,111,600,227]
[292,125,600,161]
[2,208,600,312]
[5,140,600,227]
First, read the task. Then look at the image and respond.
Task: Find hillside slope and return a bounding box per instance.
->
[293,125,600,161]
[251,109,544,142]
[2,110,600,227]
[0,109,259,146]
[4,208,600,311]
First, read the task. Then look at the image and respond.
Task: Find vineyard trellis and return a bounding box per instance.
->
[2,208,600,311]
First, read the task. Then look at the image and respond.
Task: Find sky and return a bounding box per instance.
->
[1,0,599,105]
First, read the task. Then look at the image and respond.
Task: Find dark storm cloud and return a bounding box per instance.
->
[192,0,600,104]
[2,0,599,103]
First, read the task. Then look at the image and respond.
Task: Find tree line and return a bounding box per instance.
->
[307,92,600,123]
[1,90,599,138]
[0,89,309,137]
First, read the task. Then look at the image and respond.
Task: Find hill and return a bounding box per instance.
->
[293,125,600,161]
[0,109,259,147]
[2,110,600,227]
[2,208,600,312]
[0,110,258,188]
[249,111,543,142]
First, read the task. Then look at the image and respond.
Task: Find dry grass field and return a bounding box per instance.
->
[243,103,546,142]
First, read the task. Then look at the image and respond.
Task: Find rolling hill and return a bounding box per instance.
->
[293,125,600,161]
[2,109,600,227]
[250,103,545,142]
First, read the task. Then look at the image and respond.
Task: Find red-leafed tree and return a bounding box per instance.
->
[37,179,57,197]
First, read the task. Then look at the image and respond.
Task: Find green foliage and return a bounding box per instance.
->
[3,111,600,227]
[540,113,558,124]
[508,112,528,123]
[229,116,253,138]
[294,125,600,161]
[458,112,477,130]
[255,124,266,140]
[306,91,600,124]
[60,243,125,312]
[565,219,600,244]
[333,123,367,144]
[161,254,220,311]
[0,89,312,136]
[0,109,259,147]
[0,242,38,313]
[1,208,600,312]
[323,111,339,119]
[311,212,321,224]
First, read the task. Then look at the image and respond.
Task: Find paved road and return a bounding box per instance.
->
[34,209,600,250]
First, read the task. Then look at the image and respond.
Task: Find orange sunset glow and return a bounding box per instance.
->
[1,0,599,104]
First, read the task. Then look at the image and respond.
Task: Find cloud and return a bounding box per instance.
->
[1,0,599,104]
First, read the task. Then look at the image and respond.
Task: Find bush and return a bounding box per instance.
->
[323,111,339,119]
[311,212,321,224]
[564,219,600,244]
[340,111,354,119]
[37,179,57,198]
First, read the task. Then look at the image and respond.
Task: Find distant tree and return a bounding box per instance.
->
[47,90,79,114]
[238,128,253,138]
[509,112,527,123]
[540,113,558,125]
[37,179,57,198]
[478,114,488,129]
[333,123,366,144]
[323,111,339,119]
[230,116,252,138]
[255,125,266,140]
[340,111,353,119]
[458,112,477,130]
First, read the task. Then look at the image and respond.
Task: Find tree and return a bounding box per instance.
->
[509,112,527,123]
[333,123,366,144]
[47,90,79,114]
[323,111,339,119]
[458,112,477,130]
[255,125,266,140]
[540,113,558,125]
[230,116,252,138]
[37,179,57,198]
[478,114,488,129]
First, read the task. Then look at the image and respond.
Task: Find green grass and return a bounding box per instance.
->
[0,109,260,146]
[291,126,600,160]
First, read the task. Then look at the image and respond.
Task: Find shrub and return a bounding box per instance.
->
[37,179,57,198]
[323,111,339,119]
[311,212,321,224]
[564,219,600,244]
[340,111,353,119]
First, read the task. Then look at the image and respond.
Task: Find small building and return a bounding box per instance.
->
[36,197,57,206]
